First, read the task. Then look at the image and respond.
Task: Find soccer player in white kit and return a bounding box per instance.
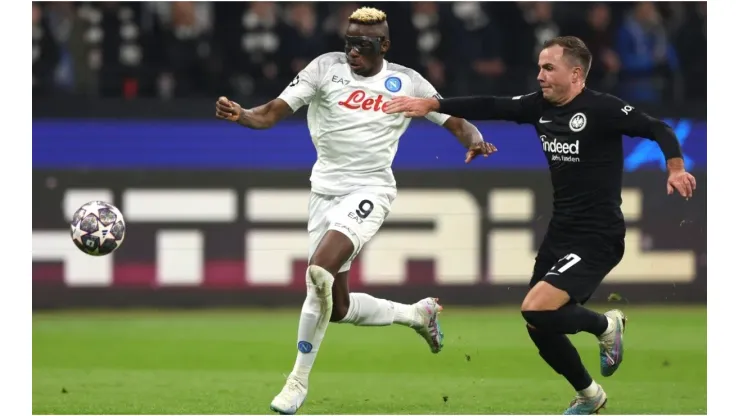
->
[215,7,496,415]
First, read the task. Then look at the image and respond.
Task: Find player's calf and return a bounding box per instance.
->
[328,271,351,322]
[334,294,444,353]
[522,305,608,336]
[271,265,334,415]
[521,282,608,336]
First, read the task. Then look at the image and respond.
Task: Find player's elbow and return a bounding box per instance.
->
[442,117,464,135]
[252,111,281,130]
[258,99,292,129]
[444,118,481,146]
[252,117,278,130]
[648,117,676,139]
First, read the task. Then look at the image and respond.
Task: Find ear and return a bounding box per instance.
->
[380,39,391,54]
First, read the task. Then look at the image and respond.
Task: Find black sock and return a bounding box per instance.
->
[527,325,593,391]
[522,304,608,336]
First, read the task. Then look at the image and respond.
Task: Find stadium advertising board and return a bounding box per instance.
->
[32,119,707,171]
[32,170,706,309]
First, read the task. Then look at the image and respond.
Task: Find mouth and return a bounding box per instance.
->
[349,61,363,71]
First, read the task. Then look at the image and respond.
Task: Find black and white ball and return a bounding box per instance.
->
[70,201,126,256]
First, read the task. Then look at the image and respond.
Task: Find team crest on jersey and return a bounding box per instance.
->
[569,112,587,132]
[289,75,300,87]
[384,76,402,93]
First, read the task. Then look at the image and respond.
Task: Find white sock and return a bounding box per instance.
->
[338,293,419,327]
[578,380,600,398]
[289,266,334,384]
[600,315,615,337]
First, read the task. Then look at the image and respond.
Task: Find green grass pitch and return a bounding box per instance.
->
[33,306,706,414]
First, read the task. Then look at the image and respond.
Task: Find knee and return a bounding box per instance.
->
[521,296,551,313]
[521,294,554,329]
[521,281,571,312]
[330,304,349,323]
[521,310,552,330]
[309,255,339,277]
[330,288,350,322]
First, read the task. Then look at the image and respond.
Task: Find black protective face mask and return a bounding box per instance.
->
[344,35,384,56]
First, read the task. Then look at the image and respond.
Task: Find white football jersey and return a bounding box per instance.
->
[278,52,451,195]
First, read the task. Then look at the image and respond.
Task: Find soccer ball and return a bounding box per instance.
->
[70,201,126,256]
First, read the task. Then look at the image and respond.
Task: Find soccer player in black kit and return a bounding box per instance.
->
[385,36,697,415]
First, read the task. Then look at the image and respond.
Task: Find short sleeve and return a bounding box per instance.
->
[278,56,324,112]
[411,72,451,126]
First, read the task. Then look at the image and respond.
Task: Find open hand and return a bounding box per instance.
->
[466,141,497,163]
[667,169,697,199]
[384,96,439,118]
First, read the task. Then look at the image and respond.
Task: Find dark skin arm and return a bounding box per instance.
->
[217,96,495,163]
[442,117,497,163]
[215,96,293,129]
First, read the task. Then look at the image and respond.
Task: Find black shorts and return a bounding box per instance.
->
[530,232,625,305]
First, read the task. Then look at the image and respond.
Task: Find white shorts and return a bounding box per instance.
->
[308,187,396,273]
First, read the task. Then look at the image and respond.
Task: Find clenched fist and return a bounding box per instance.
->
[215,96,241,122]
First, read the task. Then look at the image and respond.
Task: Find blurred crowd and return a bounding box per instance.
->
[32,1,707,104]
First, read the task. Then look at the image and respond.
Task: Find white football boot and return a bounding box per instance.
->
[412,297,445,353]
[269,376,308,415]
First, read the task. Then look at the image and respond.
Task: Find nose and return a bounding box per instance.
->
[347,48,360,59]
[537,69,546,83]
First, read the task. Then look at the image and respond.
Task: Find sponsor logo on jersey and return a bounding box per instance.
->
[384,76,402,92]
[540,135,580,162]
[338,90,390,112]
[331,75,351,86]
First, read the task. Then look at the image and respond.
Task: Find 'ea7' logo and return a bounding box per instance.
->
[624,119,694,172]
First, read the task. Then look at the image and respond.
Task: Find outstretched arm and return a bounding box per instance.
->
[437,96,534,122]
[216,54,327,129]
[215,97,293,130]
[385,92,540,124]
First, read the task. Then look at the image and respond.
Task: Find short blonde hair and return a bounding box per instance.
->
[348,7,387,25]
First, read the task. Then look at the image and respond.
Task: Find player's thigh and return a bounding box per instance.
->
[307,192,334,264]
[327,189,394,263]
[543,240,624,304]
[529,240,559,289]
